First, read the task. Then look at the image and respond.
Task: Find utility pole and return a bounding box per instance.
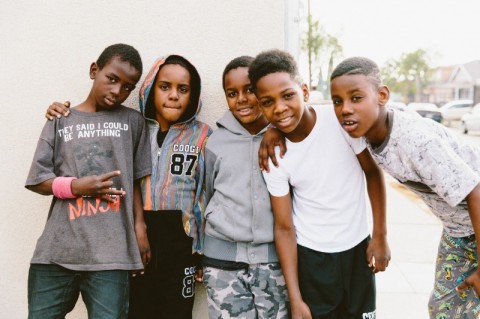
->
[307,0,312,88]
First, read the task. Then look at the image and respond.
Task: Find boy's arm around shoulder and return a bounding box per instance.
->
[457,183,480,294]
[258,127,287,172]
[357,149,391,273]
[270,193,312,319]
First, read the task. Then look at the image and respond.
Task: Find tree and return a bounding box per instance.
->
[324,35,343,99]
[382,49,432,102]
[302,13,324,89]
[301,13,343,98]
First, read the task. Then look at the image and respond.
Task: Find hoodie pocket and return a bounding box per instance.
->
[205,202,237,241]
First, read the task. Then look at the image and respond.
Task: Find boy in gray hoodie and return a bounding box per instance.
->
[202,56,289,318]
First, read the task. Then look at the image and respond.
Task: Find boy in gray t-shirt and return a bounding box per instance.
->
[330,56,480,318]
[25,44,151,319]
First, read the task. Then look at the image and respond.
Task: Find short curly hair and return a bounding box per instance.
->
[222,56,254,90]
[330,57,381,88]
[248,49,302,91]
[96,43,143,75]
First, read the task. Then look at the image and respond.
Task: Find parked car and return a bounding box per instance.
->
[406,102,442,122]
[460,103,480,134]
[439,99,473,125]
[387,101,407,111]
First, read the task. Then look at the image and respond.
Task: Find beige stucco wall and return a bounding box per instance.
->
[0,0,299,317]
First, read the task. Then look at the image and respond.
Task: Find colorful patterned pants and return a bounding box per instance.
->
[428,231,480,318]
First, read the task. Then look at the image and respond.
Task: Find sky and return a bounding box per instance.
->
[306,0,480,69]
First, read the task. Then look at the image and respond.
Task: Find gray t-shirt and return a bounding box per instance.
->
[25,107,151,271]
[370,110,480,237]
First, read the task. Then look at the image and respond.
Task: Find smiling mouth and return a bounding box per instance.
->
[237,107,253,114]
[277,116,292,123]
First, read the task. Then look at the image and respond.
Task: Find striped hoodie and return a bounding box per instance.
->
[138,55,212,254]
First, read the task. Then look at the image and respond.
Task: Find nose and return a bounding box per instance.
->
[168,89,179,100]
[273,101,287,115]
[341,101,354,115]
[110,83,121,97]
[238,91,248,104]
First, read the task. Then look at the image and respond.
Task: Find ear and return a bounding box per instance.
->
[90,62,99,80]
[301,83,309,102]
[378,85,390,107]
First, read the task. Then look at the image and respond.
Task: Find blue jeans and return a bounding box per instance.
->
[28,264,129,319]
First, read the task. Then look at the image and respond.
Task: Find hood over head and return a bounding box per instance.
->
[139,55,201,124]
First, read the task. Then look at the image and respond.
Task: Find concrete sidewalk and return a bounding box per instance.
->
[375,174,442,319]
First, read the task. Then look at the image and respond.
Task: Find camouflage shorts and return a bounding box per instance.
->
[203,263,289,319]
[428,231,480,318]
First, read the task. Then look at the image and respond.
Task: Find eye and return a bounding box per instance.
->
[179,86,190,94]
[159,84,169,91]
[227,91,237,98]
[246,87,254,94]
[352,96,363,102]
[284,92,295,100]
[106,76,116,83]
[332,98,342,106]
[260,99,272,107]
[123,85,135,92]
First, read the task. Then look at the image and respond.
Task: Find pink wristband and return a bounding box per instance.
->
[52,177,78,199]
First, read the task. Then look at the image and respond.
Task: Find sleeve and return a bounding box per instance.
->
[25,121,57,187]
[262,148,290,197]
[340,127,367,154]
[132,114,152,180]
[410,136,480,207]
[192,126,213,254]
[204,144,217,206]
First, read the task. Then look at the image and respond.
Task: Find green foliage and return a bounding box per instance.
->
[301,15,325,88]
[381,49,432,102]
[301,14,343,98]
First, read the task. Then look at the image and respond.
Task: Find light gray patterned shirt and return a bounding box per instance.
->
[369,110,480,237]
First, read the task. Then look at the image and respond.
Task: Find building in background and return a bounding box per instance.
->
[427,60,480,106]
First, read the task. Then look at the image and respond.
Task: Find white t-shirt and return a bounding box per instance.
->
[370,110,480,237]
[263,105,369,253]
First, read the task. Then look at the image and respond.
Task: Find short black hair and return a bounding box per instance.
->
[248,49,301,90]
[96,43,143,75]
[330,57,381,88]
[222,56,254,90]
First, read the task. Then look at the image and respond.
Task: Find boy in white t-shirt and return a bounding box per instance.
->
[330,56,480,318]
[248,49,390,319]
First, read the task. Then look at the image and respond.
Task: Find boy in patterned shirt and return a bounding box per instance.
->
[330,56,480,318]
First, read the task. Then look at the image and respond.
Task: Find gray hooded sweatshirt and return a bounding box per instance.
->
[203,110,278,264]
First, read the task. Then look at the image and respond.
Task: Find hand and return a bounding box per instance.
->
[291,300,312,319]
[71,170,126,203]
[194,267,203,283]
[135,221,151,269]
[46,101,71,120]
[258,127,287,172]
[456,268,480,296]
[366,234,391,273]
